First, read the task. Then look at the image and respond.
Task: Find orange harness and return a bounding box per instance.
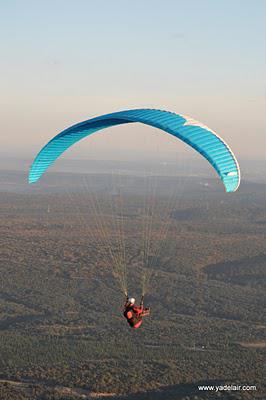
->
[124,306,143,328]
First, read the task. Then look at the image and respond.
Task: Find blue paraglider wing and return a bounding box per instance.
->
[28,109,240,192]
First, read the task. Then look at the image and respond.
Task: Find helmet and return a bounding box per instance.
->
[128,297,135,305]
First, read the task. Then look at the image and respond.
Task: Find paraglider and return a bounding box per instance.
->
[28,108,241,329]
[123,296,150,329]
[28,108,240,192]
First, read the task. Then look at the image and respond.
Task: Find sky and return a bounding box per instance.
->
[1,0,266,163]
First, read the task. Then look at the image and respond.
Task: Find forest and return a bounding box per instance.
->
[0,169,265,399]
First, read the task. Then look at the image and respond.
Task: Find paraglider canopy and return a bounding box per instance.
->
[28,108,240,192]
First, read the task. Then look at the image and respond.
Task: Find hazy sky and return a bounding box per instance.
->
[1,0,266,161]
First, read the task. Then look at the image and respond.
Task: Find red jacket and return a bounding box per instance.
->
[124,304,143,329]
